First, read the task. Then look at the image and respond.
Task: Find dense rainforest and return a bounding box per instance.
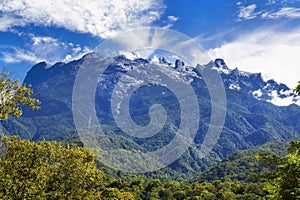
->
[0,135,299,199]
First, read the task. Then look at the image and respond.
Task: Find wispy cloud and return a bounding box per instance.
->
[0,14,23,31]
[237,1,300,21]
[238,4,259,20]
[0,35,91,64]
[208,28,300,88]
[0,0,165,38]
[266,0,277,5]
[2,48,39,63]
[262,7,300,19]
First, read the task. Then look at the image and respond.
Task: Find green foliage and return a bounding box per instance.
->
[101,188,134,200]
[0,136,132,199]
[3,137,300,200]
[295,81,300,95]
[105,176,266,200]
[257,141,300,200]
[0,72,40,120]
[197,141,289,182]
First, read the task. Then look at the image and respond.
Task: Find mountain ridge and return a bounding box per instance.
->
[26,53,299,107]
[1,52,299,179]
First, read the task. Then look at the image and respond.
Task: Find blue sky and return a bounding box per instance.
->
[0,0,300,88]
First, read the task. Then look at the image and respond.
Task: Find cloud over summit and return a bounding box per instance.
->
[0,0,164,38]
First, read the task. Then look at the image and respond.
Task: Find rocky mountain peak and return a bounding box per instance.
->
[23,61,48,86]
[174,59,185,70]
[214,58,229,70]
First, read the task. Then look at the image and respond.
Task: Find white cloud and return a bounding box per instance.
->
[238,4,258,20]
[161,15,179,29]
[32,36,58,46]
[0,36,91,64]
[266,0,277,4]
[208,28,300,88]
[0,0,164,38]
[30,36,68,62]
[2,48,39,63]
[63,46,92,63]
[252,89,263,98]
[252,88,300,106]
[262,7,300,19]
[267,90,300,106]
[167,15,179,22]
[0,14,23,31]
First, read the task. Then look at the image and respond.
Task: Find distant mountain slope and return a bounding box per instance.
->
[1,53,299,179]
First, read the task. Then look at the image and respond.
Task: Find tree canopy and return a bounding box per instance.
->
[0,135,133,199]
[1,137,299,199]
[257,141,300,200]
[0,72,40,120]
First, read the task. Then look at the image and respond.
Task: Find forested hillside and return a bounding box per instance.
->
[0,135,299,199]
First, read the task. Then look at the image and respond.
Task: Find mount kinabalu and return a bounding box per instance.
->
[1,52,299,178]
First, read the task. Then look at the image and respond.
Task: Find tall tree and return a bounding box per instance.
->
[257,142,300,200]
[295,81,300,95]
[0,136,103,199]
[0,72,40,120]
[0,136,134,199]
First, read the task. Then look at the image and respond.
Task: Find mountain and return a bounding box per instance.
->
[1,52,299,179]
[213,58,300,106]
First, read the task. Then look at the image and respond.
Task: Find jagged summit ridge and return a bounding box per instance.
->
[24,53,300,107]
[209,59,300,106]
